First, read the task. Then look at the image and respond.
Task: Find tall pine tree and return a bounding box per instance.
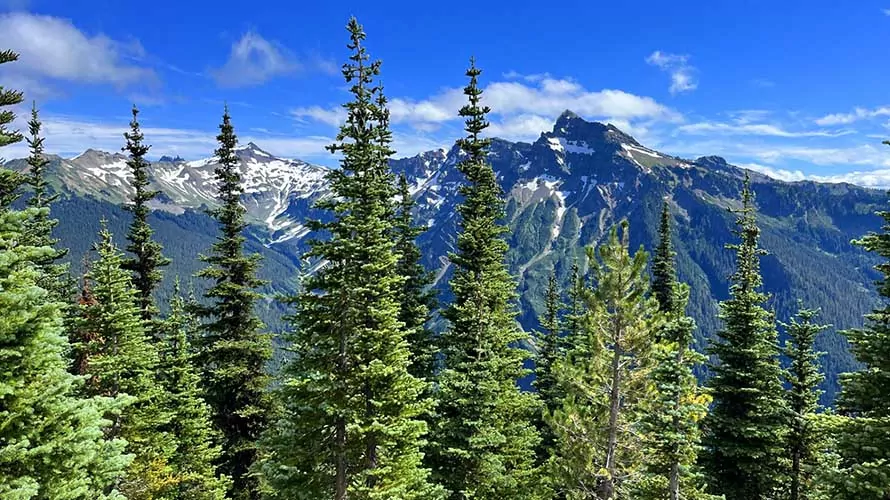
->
[0,50,24,204]
[258,18,441,500]
[429,58,544,500]
[195,107,274,500]
[634,202,715,500]
[832,164,890,498]
[22,102,71,300]
[534,270,562,460]
[782,307,828,500]
[395,172,438,385]
[158,282,231,500]
[122,106,170,321]
[75,226,177,499]
[703,173,788,500]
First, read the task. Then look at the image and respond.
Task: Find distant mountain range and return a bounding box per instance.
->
[6,110,886,403]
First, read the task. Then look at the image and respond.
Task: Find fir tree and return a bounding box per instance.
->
[74,225,177,499]
[395,172,438,384]
[634,202,715,500]
[258,18,441,500]
[158,282,231,499]
[0,199,131,499]
[832,168,890,498]
[703,173,788,500]
[22,102,72,300]
[195,106,274,500]
[534,270,562,459]
[122,105,170,321]
[782,307,828,500]
[0,50,25,205]
[564,260,585,351]
[429,58,544,500]
[548,222,660,500]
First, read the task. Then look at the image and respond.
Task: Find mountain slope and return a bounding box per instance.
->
[6,111,885,403]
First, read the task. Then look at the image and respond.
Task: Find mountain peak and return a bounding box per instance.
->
[236,141,276,160]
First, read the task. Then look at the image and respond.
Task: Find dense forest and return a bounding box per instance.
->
[2,17,890,500]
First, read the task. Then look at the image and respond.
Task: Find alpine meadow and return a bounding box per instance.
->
[4,7,890,500]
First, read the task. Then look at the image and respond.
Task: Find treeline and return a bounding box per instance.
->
[1,18,889,500]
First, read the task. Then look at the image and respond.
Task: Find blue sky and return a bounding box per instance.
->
[2,0,890,186]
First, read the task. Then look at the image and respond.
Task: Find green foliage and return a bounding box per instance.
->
[73,226,176,499]
[548,221,660,499]
[782,307,829,500]
[0,205,130,499]
[259,19,440,500]
[0,50,24,154]
[122,106,171,320]
[429,58,544,500]
[195,107,274,500]
[703,174,789,500]
[832,176,890,499]
[534,271,562,460]
[157,283,231,499]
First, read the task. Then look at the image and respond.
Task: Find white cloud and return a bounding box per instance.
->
[676,121,850,138]
[646,51,698,95]
[211,31,301,88]
[0,12,155,87]
[815,106,890,125]
[883,8,890,15]
[486,114,555,141]
[291,105,346,127]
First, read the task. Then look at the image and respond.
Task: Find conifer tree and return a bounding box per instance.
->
[563,261,584,351]
[782,307,827,500]
[548,222,659,500]
[0,50,24,204]
[158,282,231,499]
[534,270,562,459]
[22,102,72,300]
[196,107,274,500]
[0,190,130,499]
[74,226,177,499]
[122,106,170,321]
[395,172,438,384]
[703,174,788,500]
[831,172,890,498]
[634,202,715,500]
[429,58,544,500]
[258,18,441,500]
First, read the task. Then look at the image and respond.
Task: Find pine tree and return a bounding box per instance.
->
[22,102,72,300]
[0,50,25,204]
[122,105,170,321]
[564,261,585,351]
[534,270,562,459]
[831,168,890,498]
[703,173,788,500]
[0,197,131,499]
[548,221,660,500]
[258,18,441,500]
[429,58,544,500]
[782,307,828,500]
[75,226,177,499]
[194,107,274,500]
[395,172,438,384]
[633,202,715,500]
[158,282,231,499]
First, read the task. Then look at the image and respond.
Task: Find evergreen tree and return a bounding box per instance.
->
[74,225,177,499]
[703,173,788,500]
[564,261,585,351]
[395,172,438,384]
[158,282,231,499]
[122,106,170,321]
[429,58,544,500]
[0,50,24,204]
[831,171,890,498]
[548,222,659,500]
[634,202,715,500]
[0,197,130,499]
[22,102,72,300]
[534,270,562,459]
[782,307,828,500]
[195,106,274,500]
[258,18,441,500]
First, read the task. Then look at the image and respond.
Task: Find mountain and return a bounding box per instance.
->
[5,111,886,403]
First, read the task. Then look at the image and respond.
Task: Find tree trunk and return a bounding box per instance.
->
[602,318,623,500]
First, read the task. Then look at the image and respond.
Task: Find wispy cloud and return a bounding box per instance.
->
[676,121,851,138]
[291,105,346,127]
[645,51,698,95]
[815,106,890,125]
[211,31,300,88]
[0,12,156,90]
[883,8,890,16]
